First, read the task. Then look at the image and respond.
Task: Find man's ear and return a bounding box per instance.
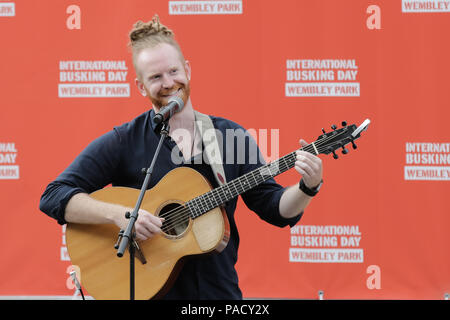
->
[185,60,191,81]
[135,78,147,96]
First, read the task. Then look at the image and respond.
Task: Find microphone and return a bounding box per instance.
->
[153,96,184,124]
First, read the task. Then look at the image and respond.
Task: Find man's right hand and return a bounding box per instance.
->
[116,208,165,241]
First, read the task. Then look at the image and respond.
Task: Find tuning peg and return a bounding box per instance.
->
[342,147,349,154]
[351,141,357,149]
[321,128,326,134]
[331,124,337,130]
[341,121,347,127]
[332,150,339,159]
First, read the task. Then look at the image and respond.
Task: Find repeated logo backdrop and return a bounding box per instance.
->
[0,0,449,299]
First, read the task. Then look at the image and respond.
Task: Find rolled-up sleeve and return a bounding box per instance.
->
[39,129,122,225]
[241,178,302,228]
[231,125,302,228]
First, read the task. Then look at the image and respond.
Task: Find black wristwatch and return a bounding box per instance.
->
[299,178,323,197]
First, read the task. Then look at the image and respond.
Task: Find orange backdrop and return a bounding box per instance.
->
[0,0,449,299]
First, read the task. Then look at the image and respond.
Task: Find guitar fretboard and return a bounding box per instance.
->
[186,144,316,218]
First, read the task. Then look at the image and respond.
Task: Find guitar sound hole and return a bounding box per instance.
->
[160,202,189,237]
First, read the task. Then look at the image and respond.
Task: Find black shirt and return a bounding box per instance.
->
[39,109,302,299]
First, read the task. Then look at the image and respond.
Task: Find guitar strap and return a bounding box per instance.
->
[194,111,227,186]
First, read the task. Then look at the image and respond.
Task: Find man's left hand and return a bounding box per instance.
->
[294,139,323,188]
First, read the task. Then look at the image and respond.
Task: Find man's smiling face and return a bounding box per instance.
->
[135,42,191,111]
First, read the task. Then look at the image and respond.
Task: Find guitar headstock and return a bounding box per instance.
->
[315,119,370,159]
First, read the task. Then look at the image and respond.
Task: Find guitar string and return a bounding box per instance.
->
[159,133,349,233]
[160,151,300,231]
[159,130,350,232]
[158,150,302,230]
[160,165,316,233]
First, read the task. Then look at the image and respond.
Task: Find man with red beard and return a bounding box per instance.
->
[40,15,323,299]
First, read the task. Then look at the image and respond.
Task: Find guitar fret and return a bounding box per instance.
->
[198,196,206,214]
[222,186,229,202]
[217,186,227,204]
[205,193,213,211]
[243,174,251,192]
[185,202,193,218]
[219,187,227,205]
[230,180,239,198]
[283,156,290,170]
[225,186,232,202]
[207,190,215,209]
[237,178,245,194]
[188,199,195,218]
[211,188,220,207]
[198,196,207,215]
[214,186,220,202]
[194,197,202,217]
[256,169,264,184]
[236,177,242,193]
[189,198,197,218]
[251,170,258,186]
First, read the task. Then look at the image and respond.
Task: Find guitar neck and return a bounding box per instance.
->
[187,143,317,219]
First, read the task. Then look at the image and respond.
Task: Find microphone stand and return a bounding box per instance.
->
[115,120,170,300]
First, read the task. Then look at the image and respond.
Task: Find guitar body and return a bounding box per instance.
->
[66,167,230,300]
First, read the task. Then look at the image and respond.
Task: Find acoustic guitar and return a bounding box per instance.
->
[66,119,370,300]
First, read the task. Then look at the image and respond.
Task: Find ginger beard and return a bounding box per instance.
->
[149,80,191,111]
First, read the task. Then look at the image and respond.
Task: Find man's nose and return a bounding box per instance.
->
[161,74,175,89]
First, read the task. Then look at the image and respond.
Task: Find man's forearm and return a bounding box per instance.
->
[64,192,126,227]
[279,184,313,219]
[65,192,164,241]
